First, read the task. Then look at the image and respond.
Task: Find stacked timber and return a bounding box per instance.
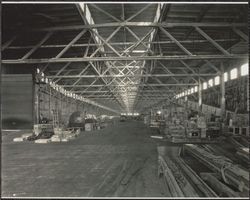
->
[184,144,249,197]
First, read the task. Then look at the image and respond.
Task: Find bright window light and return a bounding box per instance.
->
[214,76,220,85]
[181,92,185,96]
[230,68,237,80]
[203,82,207,90]
[208,79,213,87]
[191,88,194,93]
[240,63,249,76]
[224,72,228,82]
[194,86,198,92]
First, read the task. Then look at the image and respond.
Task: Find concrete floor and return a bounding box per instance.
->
[1,121,169,197]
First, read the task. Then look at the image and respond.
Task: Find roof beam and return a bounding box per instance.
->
[47,73,218,78]
[62,83,198,88]
[159,27,192,55]
[89,4,121,22]
[2,54,246,64]
[232,27,248,42]
[4,39,239,50]
[2,36,17,51]
[55,29,87,58]
[195,27,230,56]
[125,4,152,22]
[21,32,53,60]
[29,22,247,32]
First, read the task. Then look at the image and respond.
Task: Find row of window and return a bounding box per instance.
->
[121,113,140,116]
[176,63,248,98]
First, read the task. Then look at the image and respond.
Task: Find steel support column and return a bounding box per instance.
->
[198,77,202,111]
[220,62,226,117]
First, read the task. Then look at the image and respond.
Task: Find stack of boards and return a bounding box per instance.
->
[13,129,81,144]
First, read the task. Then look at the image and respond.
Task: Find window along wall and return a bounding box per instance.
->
[176,63,249,99]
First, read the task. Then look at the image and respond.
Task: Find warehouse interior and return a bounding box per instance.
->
[1,2,249,198]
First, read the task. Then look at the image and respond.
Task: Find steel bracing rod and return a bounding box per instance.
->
[2,54,246,64]
[39,63,50,73]
[54,70,73,84]
[47,66,213,72]
[77,5,121,106]
[5,39,239,50]
[139,93,174,111]
[1,36,17,51]
[55,29,88,58]
[80,79,100,93]
[30,22,247,32]
[92,30,122,57]
[183,5,213,40]
[195,27,230,56]
[159,26,192,55]
[90,26,121,58]
[85,87,103,98]
[158,61,179,83]
[125,4,152,22]
[61,83,198,87]
[89,4,121,22]
[48,73,218,78]
[102,61,142,88]
[69,63,91,89]
[204,60,220,73]
[88,63,127,99]
[194,40,244,75]
[85,94,174,98]
[133,4,167,111]
[72,89,176,93]
[89,61,126,107]
[77,4,125,109]
[232,27,248,42]
[125,27,154,53]
[84,37,92,57]
[21,32,53,60]
[51,62,71,81]
[121,4,125,21]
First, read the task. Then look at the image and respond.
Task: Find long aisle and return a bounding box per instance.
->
[1,121,169,197]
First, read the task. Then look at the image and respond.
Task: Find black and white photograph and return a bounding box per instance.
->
[1,0,249,198]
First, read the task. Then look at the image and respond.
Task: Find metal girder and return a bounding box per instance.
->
[21,32,53,60]
[195,27,230,56]
[48,73,218,79]
[2,36,17,51]
[125,4,152,22]
[30,22,247,32]
[90,27,122,57]
[89,4,121,22]
[184,5,213,40]
[4,39,239,50]
[69,63,91,89]
[159,27,192,55]
[2,54,246,64]
[51,62,71,81]
[232,27,248,42]
[77,3,126,110]
[62,83,198,87]
[55,29,88,58]
[73,90,176,93]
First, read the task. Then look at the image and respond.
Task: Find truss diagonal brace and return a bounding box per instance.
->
[22,32,53,60]
[55,29,87,58]
[159,27,193,55]
[195,27,230,56]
